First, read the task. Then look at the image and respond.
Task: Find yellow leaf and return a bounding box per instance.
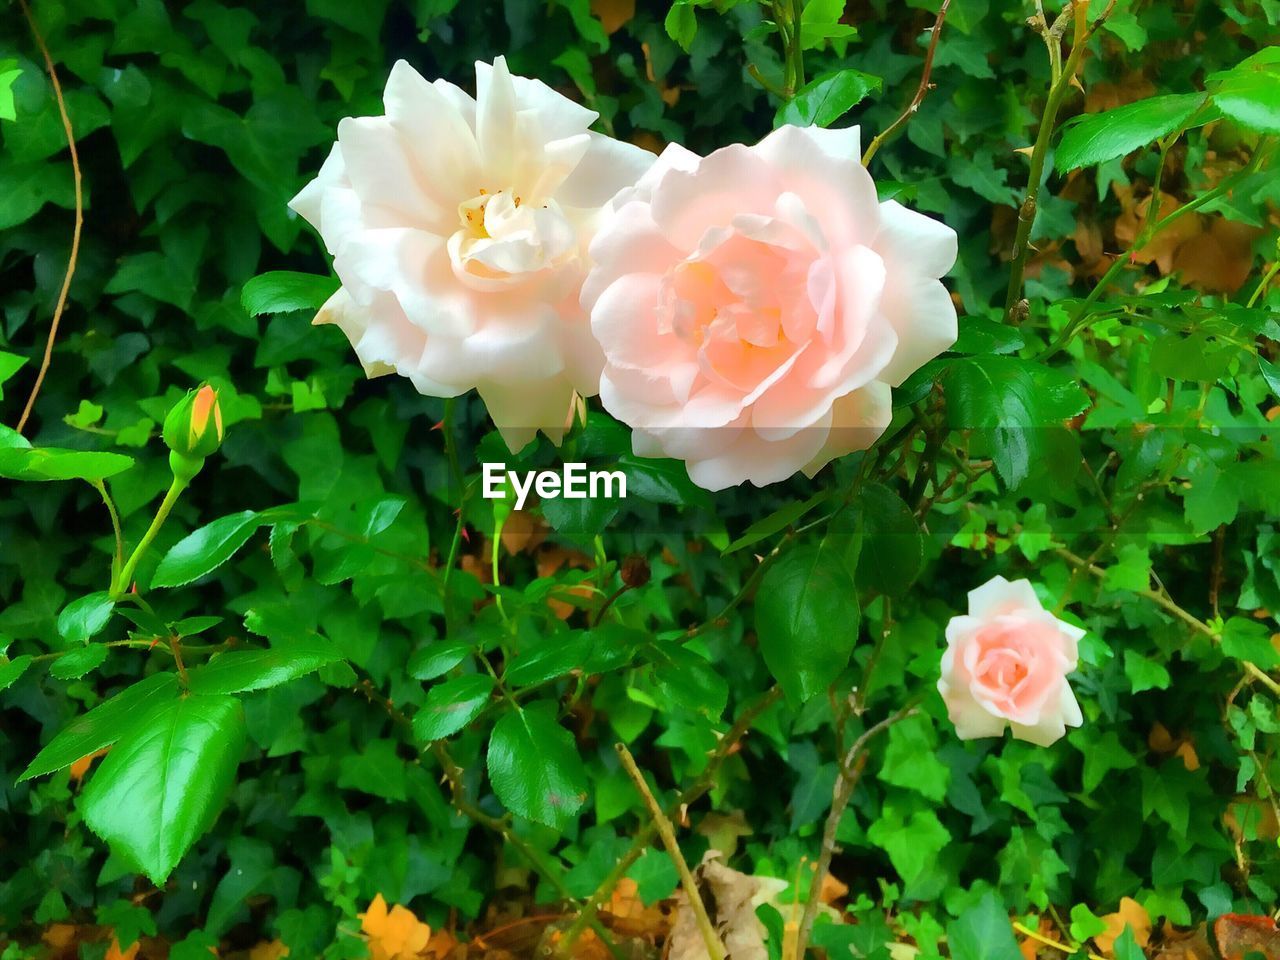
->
[249,940,291,960]
[1095,897,1151,956]
[360,894,433,960]
[590,0,634,34]
[104,939,140,960]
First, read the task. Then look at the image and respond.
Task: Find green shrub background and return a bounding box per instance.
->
[2,0,1279,957]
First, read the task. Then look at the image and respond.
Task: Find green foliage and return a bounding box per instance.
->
[1,0,1279,955]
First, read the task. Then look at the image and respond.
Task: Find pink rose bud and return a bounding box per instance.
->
[938,576,1086,747]
[163,384,224,480]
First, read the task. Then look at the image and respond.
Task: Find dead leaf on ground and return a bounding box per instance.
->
[1214,914,1280,960]
[590,0,635,34]
[1095,897,1151,955]
[359,894,433,960]
[247,941,290,960]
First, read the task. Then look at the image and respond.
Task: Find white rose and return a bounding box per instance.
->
[291,57,654,450]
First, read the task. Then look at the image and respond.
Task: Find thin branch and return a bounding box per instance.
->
[617,744,725,960]
[556,686,783,957]
[15,0,83,435]
[862,0,952,167]
[794,703,919,958]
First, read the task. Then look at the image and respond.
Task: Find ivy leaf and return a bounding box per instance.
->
[946,892,1023,960]
[1054,93,1208,172]
[776,70,881,128]
[19,673,180,782]
[187,639,344,695]
[152,511,262,588]
[80,694,246,884]
[486,703,587,830]
[756,536,861,703]
[1221,617,1280,669]
[412,675,495,741]
[241,271,339,317]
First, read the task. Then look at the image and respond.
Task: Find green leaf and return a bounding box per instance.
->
[756,536,861,703]
[1259,356,1280,399]
[941,356,1089,487]
[152,511,262,588]
[1112,926,1145,960]
[946,891,1023,960]
[505,636,593,688]
[722,491,831,556]
[487,703,588,830]
[1210,50,1280,134]
[412,675,495,741]
[1054,93,1208,172]
[855,483,924,596]
[408,640,473,682]
[0,653,33,692]
[80,694,246,884]
[241,271,339,317]
[57,592,116,643]
[0,446,135,482]
[1221,617,1280,669]
[187,639,344,695]
[1123,650,1171,693]
[49,644,110,680]
[664,2,696,51]
[20,673,180,782]
[776,70,881,128]
[799,0,857,49]
[0,350,26,399]
[0,60,20,122]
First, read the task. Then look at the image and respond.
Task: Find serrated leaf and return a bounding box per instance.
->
[0,653,33,692]
[412,674,494,741]
[49,644,110,680]
[504,636,593,688]
[0,446,135,482]
[855,483,924,596]
[1210,51,1280,134]
[20,673,180,782]
[1055,93,1208,172]
[486,703,587,830]
[776,69,881,128]
[152,511,262,588]
[408,640,473,681]
[241,271,339,316]
[57,592,116,643]
[80,694,246,884]
[187,639,343,695]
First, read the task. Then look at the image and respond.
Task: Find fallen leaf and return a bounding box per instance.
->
[360,894,433,960]
[1214,914,1280,960]
[248,941,290,960]
[70,747,110,783]
[590,0,635,35]
[105,939,140,960]
[1095,897,1151,955]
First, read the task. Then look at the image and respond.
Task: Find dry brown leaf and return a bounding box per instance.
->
[70,747,110,783]
[590,0,635,34]
[359,894,433,960]
[818,873,847,906]
[500,510,546,555]
[248,941,290,960]
[105,939,140,960]
[1154,922,1216,960]
[1170,217,1261,293]
[1214,914,1280,960]
[1095,897,1152,955]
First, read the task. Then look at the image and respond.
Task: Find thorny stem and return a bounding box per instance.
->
[555,686,783,957]
[112,476,188,597]
[617,744,726,960]
[794,702,920,958]
[862,0,951,167]
[15,0,82,435]
[1004,0,1118,321]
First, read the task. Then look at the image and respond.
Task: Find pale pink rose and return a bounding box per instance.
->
[580,124,957,490]
[938,576,1086,747]
[290,58,654,451]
